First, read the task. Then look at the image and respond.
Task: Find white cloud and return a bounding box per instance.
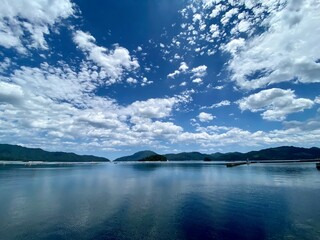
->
[179,62,189,72]
[235,19,251,33]
[0,0,75,53]
[141,77,153,86]
[238,88,314,121]
[0,58,11,71]
[174,53,181,59]
[2,0,320,155]
[191,65,207,78]
[226,0,320,89]
[192,78,202,84]
[213,85,224,90]
[176,121,320,149]
[73,30,139,83]
[198,112,215,122]
[131,119,182,136]
[0,61,185,151]
[1,62,320,153]
[126,77,138,84]
[167,70,180,79]
[0,81,24,106]
[221,8,238,25]
[167,62,190,79]
[223,38,245,55]
[9,62,97,102]
[209,4,225,19]
[202,100,231,109]
[199,22,206,31]
[209,24,220,38]
[124,97,177,119]
[192,13,202,22]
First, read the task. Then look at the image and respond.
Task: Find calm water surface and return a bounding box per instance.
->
[0,163,319,240]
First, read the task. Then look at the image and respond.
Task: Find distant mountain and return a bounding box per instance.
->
[4,144,318,163]
[0,144,110,162]
[210,146,320,161]
[114,146,320,162]
[210,152,246,161]
[164,152,212,161]
[114,150,158,161]
[244,146,320,161]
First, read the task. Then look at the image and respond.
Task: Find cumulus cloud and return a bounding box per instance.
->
[209,24,220,38]
[198,112,215,122]
[0,81,24,106]
[192,13,202,22]
[192,78,202,84]
[126,77,138,84]
[176,121,320,149]
[9,62,97,102]
[213,85,224,90]
[191,65,207,78]
[236,20,251,33]
[226,0,320,89]
[131,119,182,136]
[167,62,205,82]
[221,8,238,25]
[123,98,177,119]
[238,88,314,121]
[179,62,189,72]
[1,0,320,155]
[223,38,245,55]
[141,77,153,86]
[283,118,320,131]
[73,30,139,83]
[209,4,225,18]
[0,60,185,152]
[1,62,320,154]
[167,70,180,79]
[0,0,75,53]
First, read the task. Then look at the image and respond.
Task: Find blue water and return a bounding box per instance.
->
[0,163,319,240]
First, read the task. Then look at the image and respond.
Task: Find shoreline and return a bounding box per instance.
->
[1,159,319,166]
[0,161,106,165]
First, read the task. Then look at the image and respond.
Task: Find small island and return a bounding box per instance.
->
[138,154,168,162]
[203,157,212,161]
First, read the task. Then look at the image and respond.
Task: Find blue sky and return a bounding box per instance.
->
[1,0,320,159]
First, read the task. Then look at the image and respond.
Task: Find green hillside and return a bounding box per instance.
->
[165,152,212,161]
[114,150,158,161]
[0,144,110,162]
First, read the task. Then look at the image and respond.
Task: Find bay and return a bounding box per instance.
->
[0,162,319,240]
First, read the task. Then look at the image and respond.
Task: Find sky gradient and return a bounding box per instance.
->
[0,0,320,159]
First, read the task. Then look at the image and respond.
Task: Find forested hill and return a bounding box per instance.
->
[114,150,158,161]
[240,146,320,161]
[164,152,212,161]
[115,146,320,161]
[0,144,110,162]
[2,144,319,162]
